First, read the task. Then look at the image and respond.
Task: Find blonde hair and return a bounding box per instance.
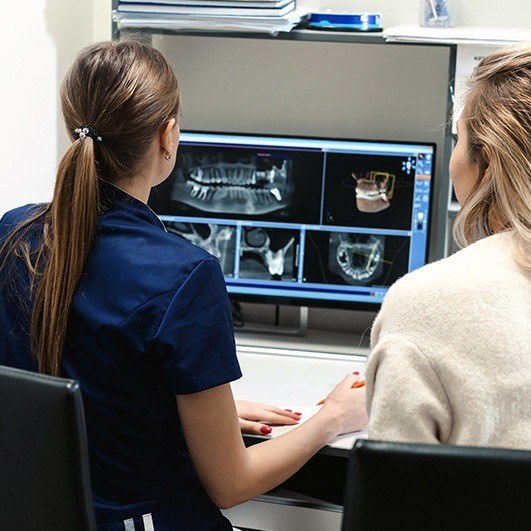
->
[0,40,180,375]
[453,42,531,270]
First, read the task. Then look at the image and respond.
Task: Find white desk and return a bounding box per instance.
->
[233,331,368,449]
[233,330,369,406]
[224,334,369,530]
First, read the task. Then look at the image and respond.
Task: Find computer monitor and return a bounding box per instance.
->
[149,132,435,309]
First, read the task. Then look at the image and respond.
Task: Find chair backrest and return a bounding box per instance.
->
[342,439,531,531]
[0,364,96,531]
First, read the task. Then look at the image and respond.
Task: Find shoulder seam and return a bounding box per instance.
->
[151,257,218,340]
[114,288,179,332]
[114,256,218,337]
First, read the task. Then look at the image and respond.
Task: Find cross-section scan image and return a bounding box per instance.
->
[238,227,299,281]
[329,233,385,285]
[165,221,236,276]
[148,144,323,224]
[303,230,410,287]
[323,153,416,230]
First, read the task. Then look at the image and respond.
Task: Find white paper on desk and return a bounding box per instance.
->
[383,25,531,45]
[271,406,368,449]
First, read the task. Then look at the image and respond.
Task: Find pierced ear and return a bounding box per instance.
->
[160,118,177,154]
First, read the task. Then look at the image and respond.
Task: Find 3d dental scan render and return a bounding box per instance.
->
[149,132,435,308]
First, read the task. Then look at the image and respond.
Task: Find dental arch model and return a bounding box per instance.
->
[352,171,395,213]
[241,227,295,278]
[329,233,384,285]
[172,154,292,216]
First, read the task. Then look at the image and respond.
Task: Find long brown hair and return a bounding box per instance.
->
[454,42,531,269]
[0,40,180,375]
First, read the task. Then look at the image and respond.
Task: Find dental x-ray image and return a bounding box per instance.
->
[148,143,323,224]
[165,221,236,276]
[322,152,415,230]
[173,150,292,216]
[303,230,410,287]
[238,226,299,281]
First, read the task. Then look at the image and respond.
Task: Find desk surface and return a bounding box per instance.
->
[244,405,367,457]
[232,341,369,456]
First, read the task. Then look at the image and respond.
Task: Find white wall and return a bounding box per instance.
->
[0,0,111,217]
[1,0,530,217]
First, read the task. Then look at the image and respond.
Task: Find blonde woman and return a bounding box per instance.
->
[366,43,531,450]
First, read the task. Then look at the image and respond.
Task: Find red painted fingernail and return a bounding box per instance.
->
[260,426,272,434]
[353,371,359,375]
[295,412,302,416]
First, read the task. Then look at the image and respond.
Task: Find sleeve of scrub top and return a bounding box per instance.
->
[365,333,452,444]
[153,256,242,395]
[0,209,22,240]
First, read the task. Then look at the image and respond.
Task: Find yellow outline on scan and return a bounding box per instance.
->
[369,171,396,200]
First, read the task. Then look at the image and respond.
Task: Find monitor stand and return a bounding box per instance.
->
[237,306,309,337]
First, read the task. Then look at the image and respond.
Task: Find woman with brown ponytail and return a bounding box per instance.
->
[0,40,367,530]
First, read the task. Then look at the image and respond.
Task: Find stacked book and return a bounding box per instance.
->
[114,0,310,33]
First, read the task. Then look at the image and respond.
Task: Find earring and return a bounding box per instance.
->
[164,153,171,161]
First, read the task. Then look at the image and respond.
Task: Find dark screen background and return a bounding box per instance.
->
[322,152,416,230]
[149,144,324,224]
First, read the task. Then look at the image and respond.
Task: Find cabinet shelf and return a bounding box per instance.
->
[114,21,387,45]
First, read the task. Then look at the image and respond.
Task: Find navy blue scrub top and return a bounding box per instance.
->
[0,182,242,530]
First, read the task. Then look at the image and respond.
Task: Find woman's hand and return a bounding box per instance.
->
[318,373,368,435]
[177,379,367,510]
[236,400,300,435]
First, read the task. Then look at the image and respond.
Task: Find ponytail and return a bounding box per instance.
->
[31,137,100,375]
[0,137,100,375]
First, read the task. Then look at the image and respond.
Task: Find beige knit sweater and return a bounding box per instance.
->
[366,232,531,449]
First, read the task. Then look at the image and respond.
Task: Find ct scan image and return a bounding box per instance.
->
[165,221,236,277]
[149,144,323,224]
[173,151,292,216]
[303,230,410,288]
[322,152,417,230]
[238,226,299,281]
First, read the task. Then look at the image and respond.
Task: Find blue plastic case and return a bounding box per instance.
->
[308,12,382,32]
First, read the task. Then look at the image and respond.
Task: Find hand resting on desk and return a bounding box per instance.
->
[236,400,300,435]
[177,372,368,508]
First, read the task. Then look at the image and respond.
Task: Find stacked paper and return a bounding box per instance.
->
[384,25,531,46]
[114,0,310,34]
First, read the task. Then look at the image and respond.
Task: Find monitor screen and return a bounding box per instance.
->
[149,132,435,309]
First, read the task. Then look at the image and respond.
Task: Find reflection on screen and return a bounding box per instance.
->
[149,132,435,307]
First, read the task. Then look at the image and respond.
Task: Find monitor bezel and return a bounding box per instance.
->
[159,129,437,311]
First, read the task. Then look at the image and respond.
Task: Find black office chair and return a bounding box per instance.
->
[0,365,96,531]
[342,439,531,531]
